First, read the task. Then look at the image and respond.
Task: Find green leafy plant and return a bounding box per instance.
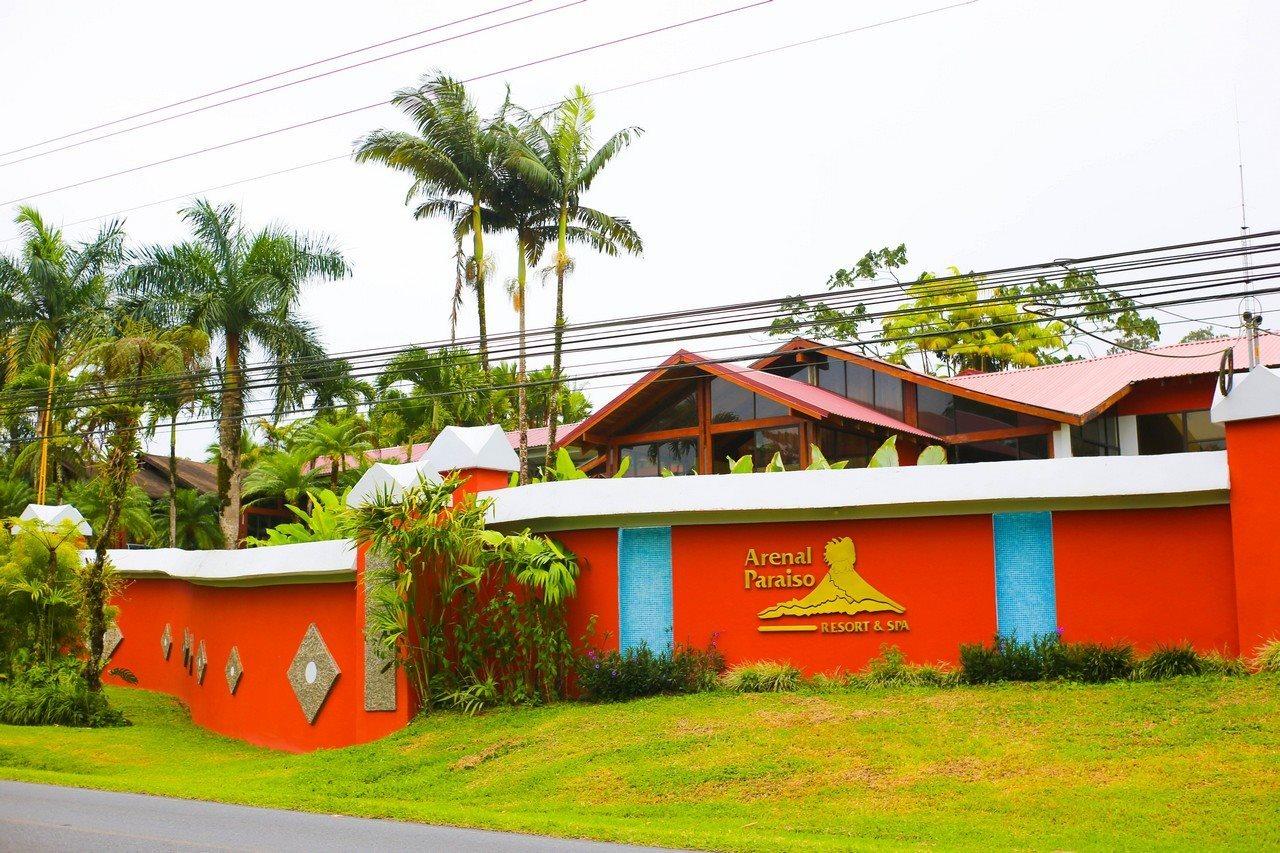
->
[1199,651,1248,676]
[0,659,127,727]
[349,475,582,711]
[960,634,1134,684]
[513,448,630,485]
[720,660,801,693]
[1135,643,1203,680]
[868,435,900,468]
[576,641,725,701]
[855,645,957,688]
[726,454,755,474]
[917,445,949,465]
[806,446,849,470]
[245,489,348,546]
[1250,638,1280,673]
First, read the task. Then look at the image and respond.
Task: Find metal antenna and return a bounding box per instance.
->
[1235,93,1261,367]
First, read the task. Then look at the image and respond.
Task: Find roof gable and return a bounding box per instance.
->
[557,349,936,447]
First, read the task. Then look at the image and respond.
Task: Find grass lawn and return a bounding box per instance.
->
[0,677,1277,851]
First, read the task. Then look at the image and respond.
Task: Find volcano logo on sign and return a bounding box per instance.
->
[758,537,903,619]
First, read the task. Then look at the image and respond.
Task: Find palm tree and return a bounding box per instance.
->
[242,450,320,507]
[372,346,495,444]
[81,318,192,689]
[163,488,224,549]
[507,88,643,463]
[484,169,550,483]
[128,199,349,547]
[0,207,124,503]
[354,73,506,370]
[293,415,373,490]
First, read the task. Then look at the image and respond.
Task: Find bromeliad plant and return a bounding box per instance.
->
[346,474,581,712]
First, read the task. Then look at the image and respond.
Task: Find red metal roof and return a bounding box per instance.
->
[557,349,937,446]
[945,335,1280,418]
[704,356,938,439]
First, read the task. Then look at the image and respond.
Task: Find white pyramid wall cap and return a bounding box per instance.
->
[14,504,92,536]
[1211,365,1280,423]
[345,460,442,507]
[421,424,519,474]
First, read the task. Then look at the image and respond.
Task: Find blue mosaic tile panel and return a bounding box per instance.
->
[618,526,674,652]
[992,511,1058,639]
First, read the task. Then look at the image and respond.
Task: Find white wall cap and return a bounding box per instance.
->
[346,460,441,507]
[83,538,357,586]
[479,453,1230,531]
[420,424,519,474]
[1211,365,1280,423]
[15,503,92,536]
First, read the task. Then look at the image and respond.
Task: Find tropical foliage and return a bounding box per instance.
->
[772,244,1160,375]
[347,475,581,711]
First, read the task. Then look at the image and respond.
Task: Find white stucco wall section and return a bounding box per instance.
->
[85,539,357,586]
[480,453,1230,532]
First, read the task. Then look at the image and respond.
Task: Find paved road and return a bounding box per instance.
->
[0,780,661,852]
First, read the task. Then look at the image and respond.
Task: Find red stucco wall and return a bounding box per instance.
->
[105,567,409,752]
[558,528,621,648]
[1053,505,1239,654]
[1224,416,1280,655]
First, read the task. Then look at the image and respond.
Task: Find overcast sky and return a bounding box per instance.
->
[2,0,1276,457]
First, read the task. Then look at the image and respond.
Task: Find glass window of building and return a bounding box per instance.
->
[619,438,699,477]
[951,434,1049,463]
[873,372,904,420]
[710,377,788,424]
[1137,410,1225,454]
[814,426,877,468]
[815,358,846,397]
[953,395,1018,432]
[1071,416,1120,457]
[846,363,875,407]
[917,386,956,435]
[621,383,698,433]
[711,426,802,472]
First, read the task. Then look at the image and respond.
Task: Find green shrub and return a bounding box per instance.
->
[1135,643,1202,680]
[0,662,127,727]
[1250,638,1280,673]
[576,641,725,702]
[960,634,1133,684]
[721,661,801,693]
[1200,651,1248,676]
[855,645,957,688]
[1044,641,1135,683]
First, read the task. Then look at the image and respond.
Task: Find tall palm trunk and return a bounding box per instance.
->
[168,413,179,547]
[87,411,138,691]
[36,363,56,503]
[217,332,244,548]
[516,238,529,484]
[544,208,570,469]
[471,202,489,369]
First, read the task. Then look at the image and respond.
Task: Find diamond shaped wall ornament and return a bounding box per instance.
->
[161,624,173,660]
[288,623,340,724]
[195,640,208,684]
[225,646,243,695]
[182,628,192,665]
[102,625,123,659]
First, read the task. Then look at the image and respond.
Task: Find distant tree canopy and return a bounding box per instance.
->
[771,245,1160,375]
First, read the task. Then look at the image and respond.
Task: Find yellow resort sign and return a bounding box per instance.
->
[747,537,908,635]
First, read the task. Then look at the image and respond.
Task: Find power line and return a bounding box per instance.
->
[13,248,1278,424]
[5,231,1275,411]
[0,0,588,171]
[0,1,774,207]
[0,0,537,160]
[0,0,976,242]
[12,280,1279,450]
